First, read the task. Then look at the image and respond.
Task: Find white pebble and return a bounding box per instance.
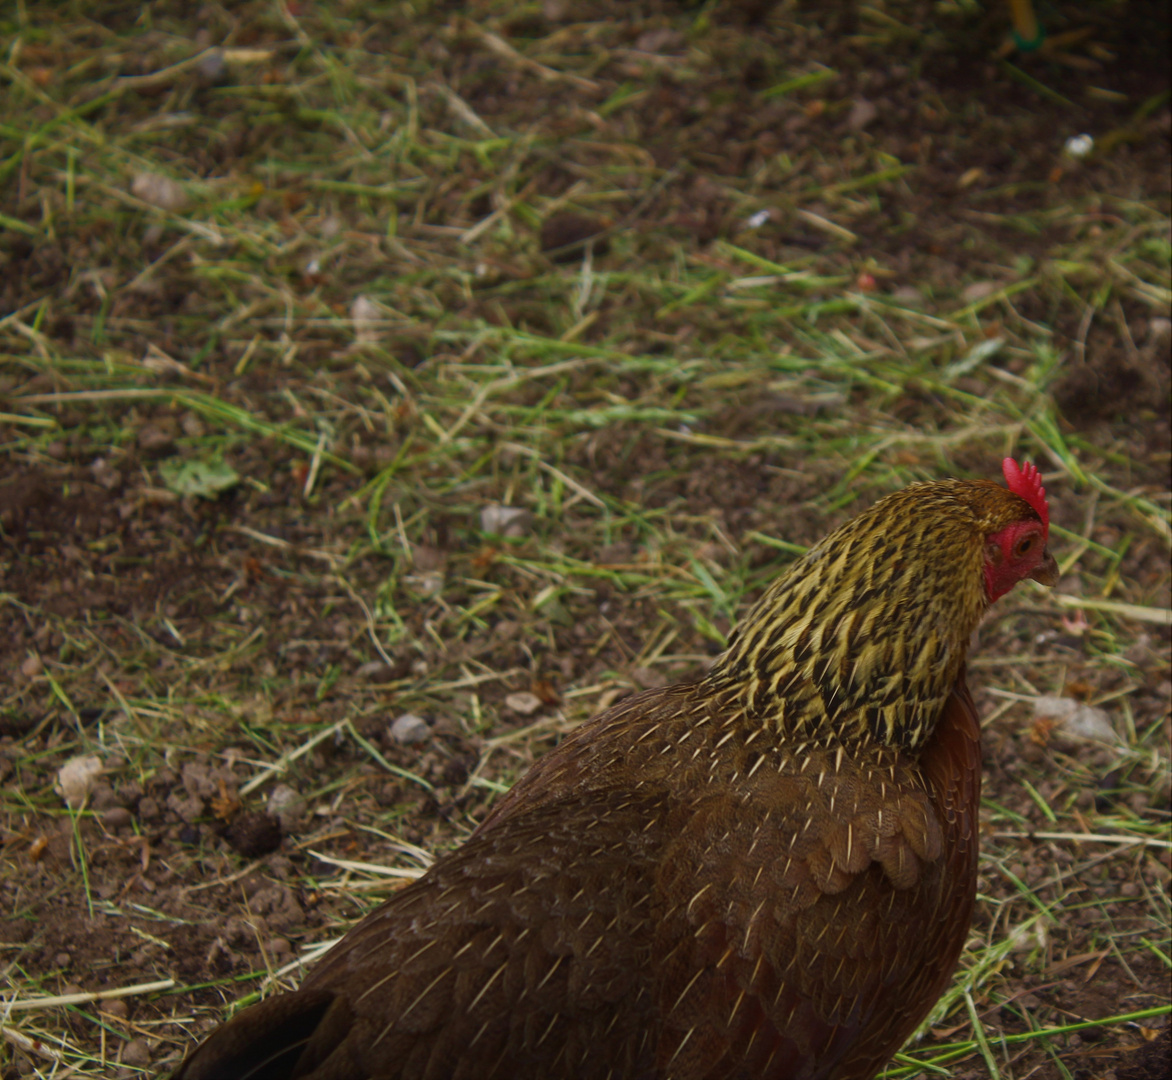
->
[267,784,307,831]
[504,692,544,716]
[131,172,189,212]
[57,756,103,809]
[1034,696,1118,744]
[480,505,534,538]
[390,714,432,745]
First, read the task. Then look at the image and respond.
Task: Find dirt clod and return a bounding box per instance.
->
[223,812,283,858]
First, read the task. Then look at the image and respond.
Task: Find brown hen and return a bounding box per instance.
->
[175,459,1057,1080]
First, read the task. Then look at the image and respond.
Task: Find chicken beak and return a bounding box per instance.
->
[1030,550,1059,586]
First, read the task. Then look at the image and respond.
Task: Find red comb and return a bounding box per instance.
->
[1002,458,1049,531]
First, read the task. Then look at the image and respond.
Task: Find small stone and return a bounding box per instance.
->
[137,796,161,821]
[961,281,998,304]
[504,692,543,716]
[480,505,534,538]
[102,807,134,829]
[131,172,189,213]
[55,952,72,968]
[100,998,129,1019]
[350,295,382,345]
[20,655,43,678]
[196,49,227,86]
[56,755,103,809]
[90,457,122,491]
[267,784,307,832]
[389,714,431,746]
[137,424,175,453]
[1148,317,1171,345]
[1034,696,1118,745]
[890,285,923,306]
[847,98,878,130]
[120,1038,152,1067]
[267,936,292,958]
[356,660,388,679]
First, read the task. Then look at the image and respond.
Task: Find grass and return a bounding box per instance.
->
[0,0,1169,1077]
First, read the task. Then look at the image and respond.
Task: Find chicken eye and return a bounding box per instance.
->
[1014,535,1036,558]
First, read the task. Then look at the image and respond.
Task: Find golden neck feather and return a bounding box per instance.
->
[706,479,1029,753]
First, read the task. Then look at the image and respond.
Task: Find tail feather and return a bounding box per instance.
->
[174,989,354,1080]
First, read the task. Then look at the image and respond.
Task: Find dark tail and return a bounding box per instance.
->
[172,989,354,1080]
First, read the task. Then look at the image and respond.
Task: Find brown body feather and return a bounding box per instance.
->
[175,477,1052,1080]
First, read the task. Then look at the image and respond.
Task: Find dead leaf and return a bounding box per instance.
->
[1029,715,1055,747]
[210,778,241,822]
[531,678,561,707]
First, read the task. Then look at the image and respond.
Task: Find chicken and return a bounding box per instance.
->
[175,459,1057,1080]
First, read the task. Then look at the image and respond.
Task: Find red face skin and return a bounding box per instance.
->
[983,519,1058,602]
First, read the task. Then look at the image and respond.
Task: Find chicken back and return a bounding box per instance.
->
[175,459,1056,1080]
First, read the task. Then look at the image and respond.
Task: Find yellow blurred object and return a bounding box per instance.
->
[1002,0,1102,66]
[1008,0,1043,49]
